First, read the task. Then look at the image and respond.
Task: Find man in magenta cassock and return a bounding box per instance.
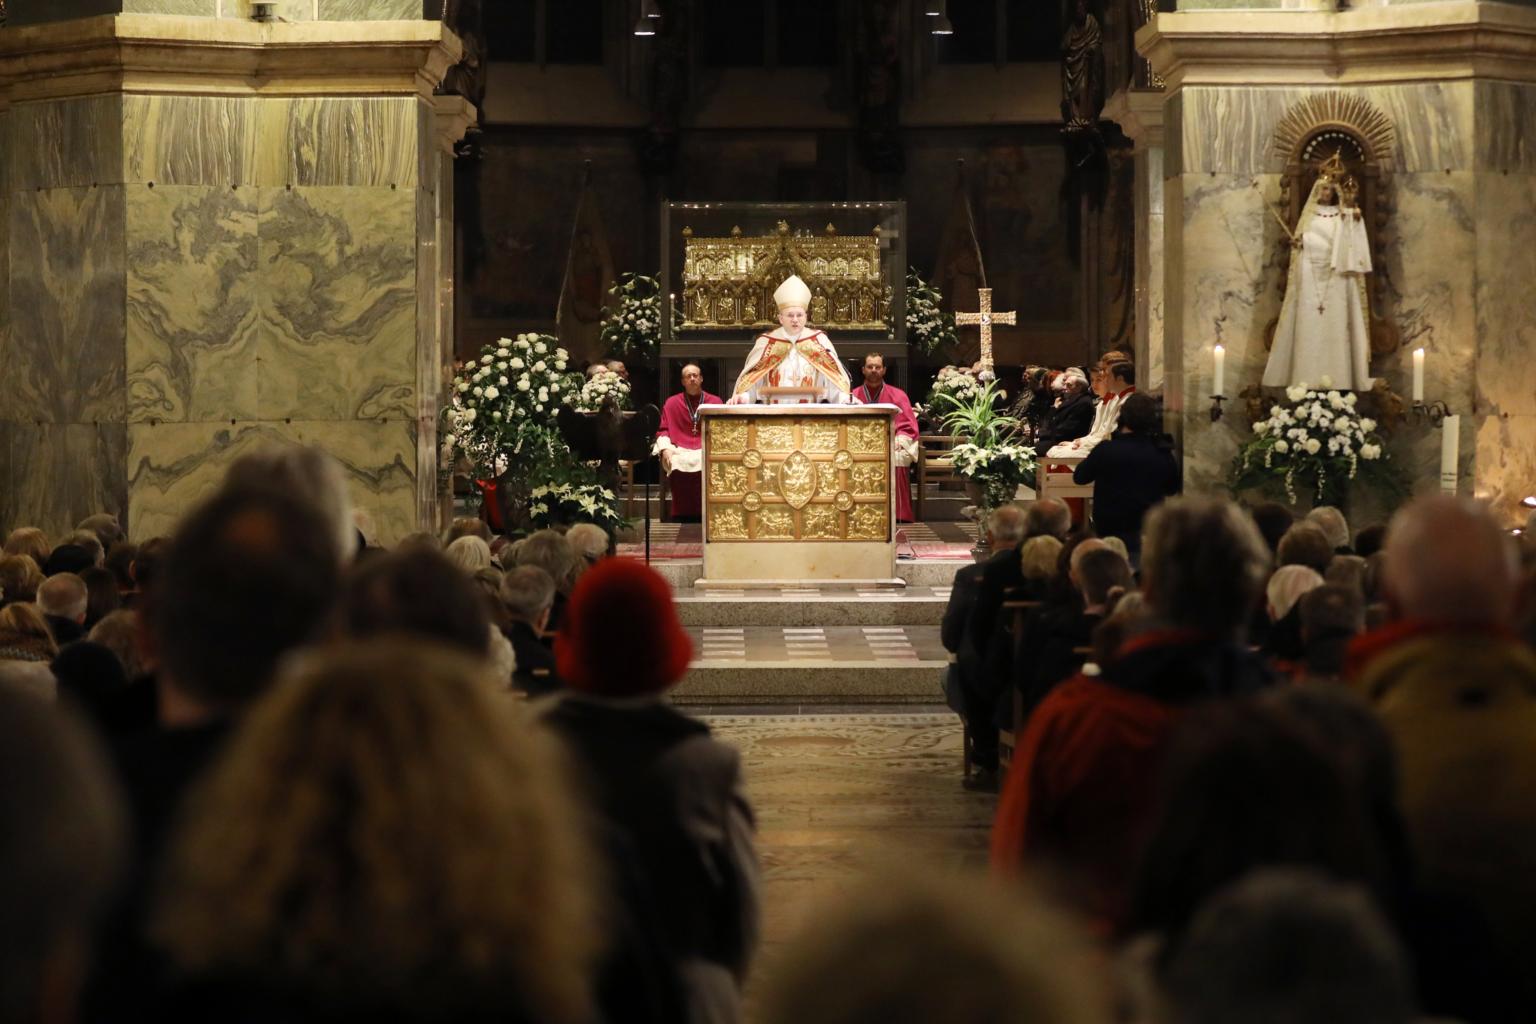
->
[851,352,918,523]
[652,363,722,521]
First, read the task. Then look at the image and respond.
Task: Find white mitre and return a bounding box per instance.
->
[773,274,812,312]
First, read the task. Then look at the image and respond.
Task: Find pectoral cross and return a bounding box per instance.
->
[954,288,1017,381]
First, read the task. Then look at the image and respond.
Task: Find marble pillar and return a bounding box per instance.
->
[0,14,468,544]
[1140,2,1536,523]
[1104,88,1167,395]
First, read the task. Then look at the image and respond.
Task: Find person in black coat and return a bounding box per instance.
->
[499,565,563,695]
[1073,392,1180,562]
[1033,367,1096,454]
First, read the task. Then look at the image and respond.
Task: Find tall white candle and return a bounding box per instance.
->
[1412,348,1425,403]
[1213,344,1226,397]
[1440,414,1460,494]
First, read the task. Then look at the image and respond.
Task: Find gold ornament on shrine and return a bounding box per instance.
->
[680,219,891,332]
[954,288,1017,380]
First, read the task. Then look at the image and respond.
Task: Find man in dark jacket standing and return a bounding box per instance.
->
[1073,392,1180,563]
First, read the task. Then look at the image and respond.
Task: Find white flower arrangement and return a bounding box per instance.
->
[573,368,631,413]
[1233,380,1398,506]
[445,333,579,480]
[925,365,984,411]
[905,267,957,356]
[951,441,1037,510]
[600,272,667,364]
[526,482,626,532]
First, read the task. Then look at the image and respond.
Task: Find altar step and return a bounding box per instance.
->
[612,490,974,533]
[673,585,950,627]
[648,558,972,591]
[672,625,948,706]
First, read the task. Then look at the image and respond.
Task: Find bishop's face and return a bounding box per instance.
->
[862,356,886,390]
[681,365,703,398]
[778,306,807,335]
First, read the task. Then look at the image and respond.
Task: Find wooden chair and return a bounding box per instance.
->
[617,459,637,520]
[917,433,963,521]
[996,599,1041,773]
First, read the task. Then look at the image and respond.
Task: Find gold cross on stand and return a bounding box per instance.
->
[954,288,1017,382]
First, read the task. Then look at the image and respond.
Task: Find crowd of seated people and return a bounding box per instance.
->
[7,444,1536,1024]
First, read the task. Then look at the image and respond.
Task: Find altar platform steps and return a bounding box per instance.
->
[612,488,973,532]
[648,559,971,592]
[672,625,947,706]
[673,585,951,627]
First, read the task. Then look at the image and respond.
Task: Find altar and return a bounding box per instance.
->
[698,405,900,588]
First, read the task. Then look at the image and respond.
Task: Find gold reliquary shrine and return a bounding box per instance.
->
[680,220,892,332]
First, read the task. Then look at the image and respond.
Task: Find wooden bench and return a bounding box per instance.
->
[996,598,1041,772]
[917,433,963,522]
[1036,451,1093,523]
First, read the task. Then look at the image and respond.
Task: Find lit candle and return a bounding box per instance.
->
[1440,414,1460,494]
[1412,348,1425,403]
[1213,344,1226,397]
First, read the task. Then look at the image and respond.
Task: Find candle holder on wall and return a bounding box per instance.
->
[1411,400,1451,427]
[1210,395,1227,422]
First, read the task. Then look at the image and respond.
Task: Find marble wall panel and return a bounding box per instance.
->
[123,96,258,187]
[255,98,419,189]
[8,186,127,424]
[220,0,319,19]
[8,96,125,192]
[1375,170,1477,410]
[126,185,260,422]
[127,418,418,544]
[316,0,422,18]
[1473,172,1536,419]
[1476,82,1536,175]
[415,179,439,526]
[3,421,127,534]
[122,0,218,13]
[1173,83,1473,177]
[255,186,417,421]
[1473,413,1536,525]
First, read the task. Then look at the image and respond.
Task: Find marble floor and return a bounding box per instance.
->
[703,711,995,990]
[691,625,946,663]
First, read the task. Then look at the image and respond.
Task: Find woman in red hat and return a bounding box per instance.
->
[547,558,760,1024]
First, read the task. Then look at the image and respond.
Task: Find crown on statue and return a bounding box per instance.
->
[1317,149,1348,183]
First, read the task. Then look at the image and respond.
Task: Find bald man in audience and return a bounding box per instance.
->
[1349,495,1536,1013]
[37,572,90,646]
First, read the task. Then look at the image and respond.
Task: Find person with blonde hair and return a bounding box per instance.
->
[2,527,50,566]
[155,640,598,1023]
[0,603,60,699]
[1018,535,1064,599]
[565,522,612,565]
[0,555,42,607]
[759,870,1109,1024]
[444,534,494,573]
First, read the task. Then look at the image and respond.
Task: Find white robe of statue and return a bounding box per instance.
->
[1262,178,1374,391]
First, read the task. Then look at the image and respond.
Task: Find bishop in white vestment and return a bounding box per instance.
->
[729,275,851,404]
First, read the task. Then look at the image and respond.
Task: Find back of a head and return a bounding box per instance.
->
[42,544,95,578]
[150,486,341,710]
[223,446,355,566]
[1266,564,1324,622]
[0,692,124,1024]
[556,558,691,697]
[1077,547,1133,607]
[1306,506,1351,551]
[760,870,1110,1024]
[104,541,139,592]
[1277,523,1334,573]
[0,555,42,605]
[88,610,146,681]
[515,530,582,593]
[1353,523,1387,559]
[1108,360,1135,389]
[79,566,122,627]
[1250,502,1295,555]
[342,548,491,658]
[1020,535,1064,583]
[1162,869,1415,1024]
[2,527,50,565]
[987,503,1027,546]
[1383,494,1520,626]
[444,534,494,573]
[1301,584,1365,643]
[564,523,610,563]
[156,640,595,1024]
[63,531,106,568]
[1323,553,1367,596]
[1131,701,1383,941]
[76,513,125,553]
[0,603,57,658]
[1025,498,1072,542]
[446,516,493,546]
[500,565,556,624]
[37,573,89,622]
[1141,497,1271,635]
[1117,391,1159,436]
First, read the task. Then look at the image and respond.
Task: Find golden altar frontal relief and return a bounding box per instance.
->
[699,405,899,587]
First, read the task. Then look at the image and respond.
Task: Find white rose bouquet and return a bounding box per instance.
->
[924,365,984,412]
[599,272,666,365]
[447,333,580,480]
[905,267,957,356]
[1231,378,1400,506]
[572,368,632,413]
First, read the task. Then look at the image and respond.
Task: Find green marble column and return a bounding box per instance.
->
[6,0,427,24]
[0,15,466,544]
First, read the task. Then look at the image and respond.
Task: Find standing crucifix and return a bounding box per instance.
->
[954,288,1017,382]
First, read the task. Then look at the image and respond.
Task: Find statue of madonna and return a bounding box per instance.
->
[1262,159,1374,392]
